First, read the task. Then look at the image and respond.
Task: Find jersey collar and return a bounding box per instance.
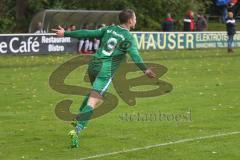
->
[117,25,129,31]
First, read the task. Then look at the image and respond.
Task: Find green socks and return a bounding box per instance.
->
[76,105,94,132]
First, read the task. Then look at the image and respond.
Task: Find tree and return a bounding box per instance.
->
[13,0,28,32]
[0,0,213,33]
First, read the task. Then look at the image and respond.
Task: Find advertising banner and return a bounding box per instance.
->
[1,32,240,54]
[0,33,78,54]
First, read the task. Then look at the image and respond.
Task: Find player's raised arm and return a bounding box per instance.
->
[52,25,106,39]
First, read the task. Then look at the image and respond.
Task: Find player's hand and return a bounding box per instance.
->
[51,26,65,37]
[144,67,156,78]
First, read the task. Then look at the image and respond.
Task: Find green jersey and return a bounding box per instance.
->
[64,25,147,71]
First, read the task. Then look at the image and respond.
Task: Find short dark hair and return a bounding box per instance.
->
[119,9,135,24]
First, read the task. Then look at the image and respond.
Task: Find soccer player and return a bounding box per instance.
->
[52,9,156,148]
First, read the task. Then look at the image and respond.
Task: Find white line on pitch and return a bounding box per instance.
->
[76,131,240,160]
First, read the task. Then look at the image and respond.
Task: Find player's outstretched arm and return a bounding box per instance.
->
[52,25,106,39]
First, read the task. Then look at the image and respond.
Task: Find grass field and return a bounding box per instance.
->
[0,48,240,160]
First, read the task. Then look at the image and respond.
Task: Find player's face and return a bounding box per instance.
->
[130,13,136,29]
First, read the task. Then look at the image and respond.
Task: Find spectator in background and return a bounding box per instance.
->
[222,1,230,22]
[234,1,240,16]
[183,10,195,31]
[66,26,71,31]
[78,24,88,53]
[70,24,76,31]
[233,0,238,4]
[226,11,236,53]
[215,0,240,22]
[78,24,94,54]
[228,0,239,16]
[162,13,174,32]
[35,22,46,33]
[216,0,234,22]
[66,24,77,31]
[196,14,208,31]
[227,1,235,13]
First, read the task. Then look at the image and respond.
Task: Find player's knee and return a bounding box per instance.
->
[87,91,102,108]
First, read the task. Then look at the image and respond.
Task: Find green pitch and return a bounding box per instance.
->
[0,48,240,160]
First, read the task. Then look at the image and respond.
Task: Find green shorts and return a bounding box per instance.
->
[87,58,114,96]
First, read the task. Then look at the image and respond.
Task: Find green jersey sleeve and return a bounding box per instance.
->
[64,27,107,39]
[127,35,147,72]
